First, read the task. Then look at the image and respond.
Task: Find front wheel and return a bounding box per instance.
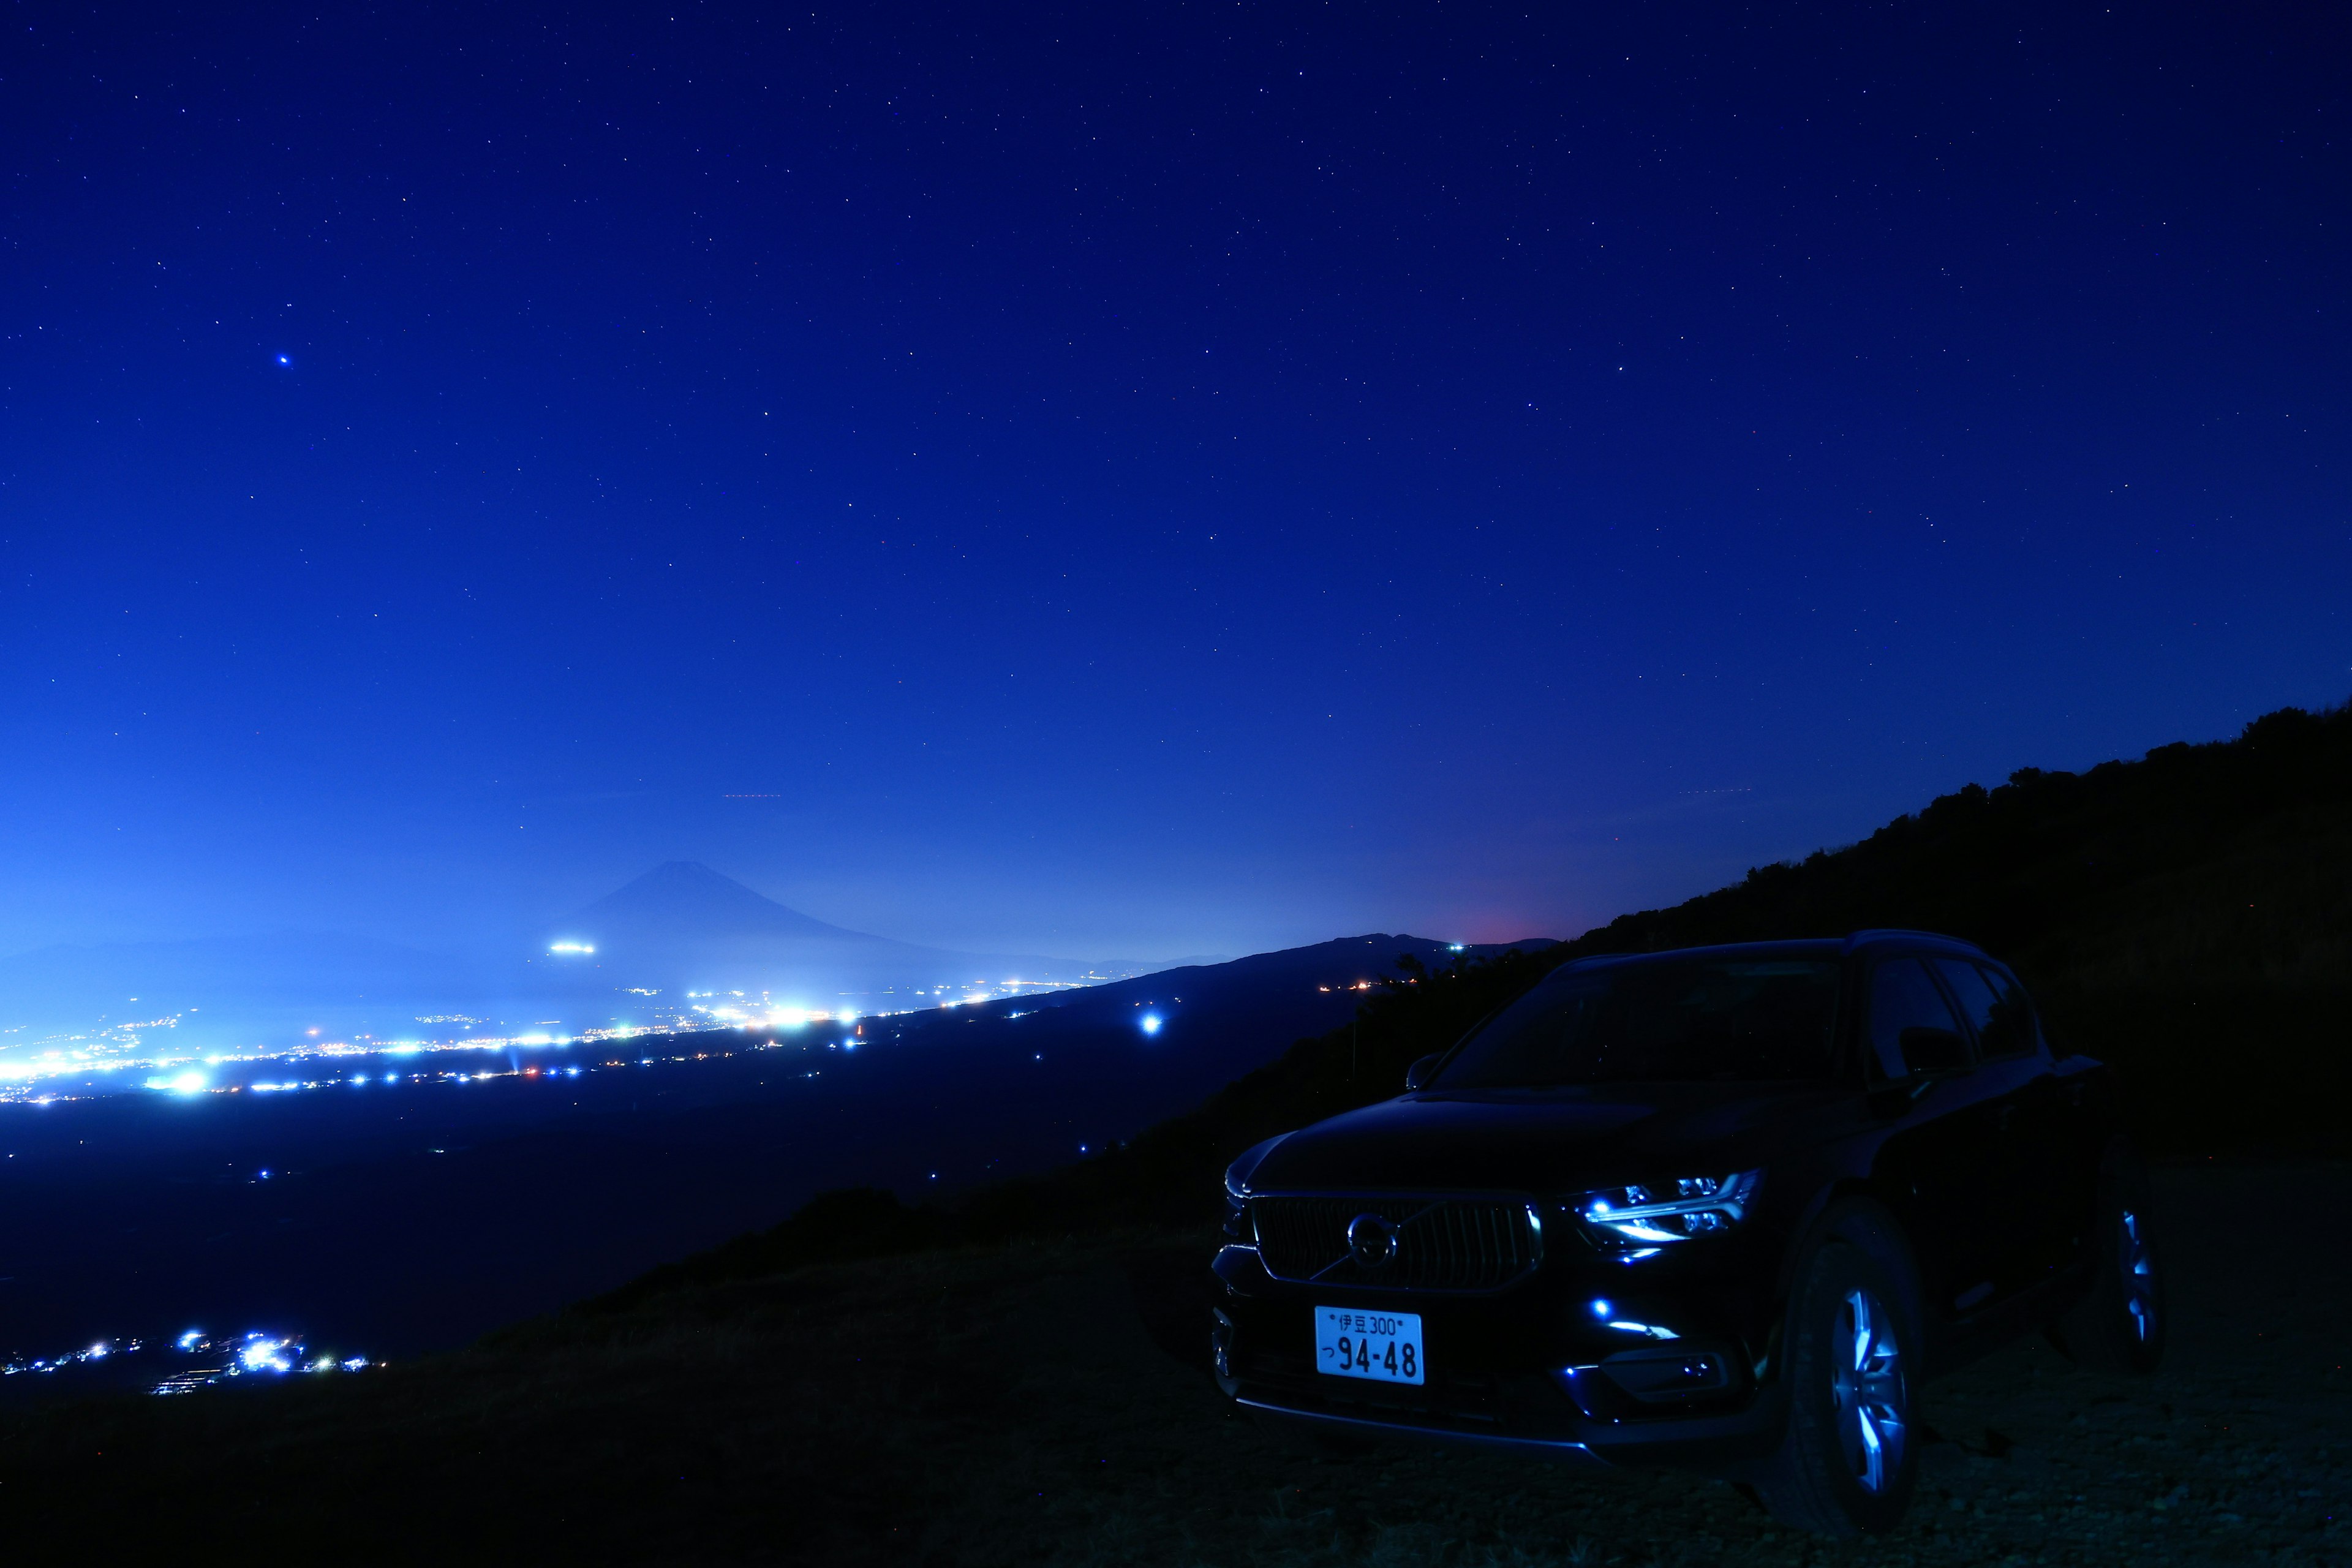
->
[1760,1241,1920,1536]
[2049,1142,2165,1375]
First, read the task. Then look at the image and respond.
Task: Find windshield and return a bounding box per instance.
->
[1432,957,1844,1088]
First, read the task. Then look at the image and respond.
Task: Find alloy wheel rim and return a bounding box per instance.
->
[2119,1208,2158,1343]
[1830,1286,1906,1493]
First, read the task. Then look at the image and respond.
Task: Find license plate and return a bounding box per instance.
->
[1314,1306,1425,1385]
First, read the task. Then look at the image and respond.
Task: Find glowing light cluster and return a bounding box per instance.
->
[141,1330,383,1395]
[1,962,1099,1104]
[1,1335,144,1378]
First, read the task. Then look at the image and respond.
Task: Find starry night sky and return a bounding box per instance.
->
[4,2,2346,960]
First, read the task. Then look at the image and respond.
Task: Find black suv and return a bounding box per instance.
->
[1211,932,2163,1535]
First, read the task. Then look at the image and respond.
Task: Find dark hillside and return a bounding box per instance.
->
[1553,699,2352,1153]
[1559,702,2350,984]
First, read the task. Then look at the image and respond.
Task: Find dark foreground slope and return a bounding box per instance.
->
[2,1164,2345,1566]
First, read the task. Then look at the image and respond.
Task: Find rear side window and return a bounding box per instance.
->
[1866,958,1966,1080]
[1933,959,2037,1060]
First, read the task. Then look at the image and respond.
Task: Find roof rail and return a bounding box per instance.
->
[1841,928,1986,954]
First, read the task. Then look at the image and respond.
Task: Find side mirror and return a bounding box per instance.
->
[1405,1053,1445,1092]
[1898,1025,1972,1078]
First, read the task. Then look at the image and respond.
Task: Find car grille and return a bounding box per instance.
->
[1250,1194,1543,1292]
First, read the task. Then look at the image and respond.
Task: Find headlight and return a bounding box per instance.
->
[1572,1170,1761,1248]
[1222,1167,1254,1242]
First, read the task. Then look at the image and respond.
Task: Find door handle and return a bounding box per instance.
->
[1997,1104,2018,1136]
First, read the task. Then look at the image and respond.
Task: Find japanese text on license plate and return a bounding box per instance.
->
[1315,1306,1424,1385]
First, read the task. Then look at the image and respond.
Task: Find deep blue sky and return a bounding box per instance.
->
[4,2,2346,960]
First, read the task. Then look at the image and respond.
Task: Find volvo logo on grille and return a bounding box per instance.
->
[1346,1212,1398,1269]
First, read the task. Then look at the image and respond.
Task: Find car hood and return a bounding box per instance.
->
[1238,1083,1853,1194]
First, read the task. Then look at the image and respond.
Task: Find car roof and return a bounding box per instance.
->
[1552,929,1990,977]
[1841,928,1994,962]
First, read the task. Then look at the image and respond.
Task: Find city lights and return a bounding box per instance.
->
[4,1327,383,1400]
[2,1336,143,1380]
[142,1069,209,1095]
[0,970,1056,1106]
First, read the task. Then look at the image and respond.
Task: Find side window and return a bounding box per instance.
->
[1931,960,2024,1059]
[1970,962,2039,1059]
[1866,958,1967,1080]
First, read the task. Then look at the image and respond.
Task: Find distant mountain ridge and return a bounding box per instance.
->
[543,861,1171,995]
[563,862,884,946]
[0,862,1235,1060]
[558,861,1220,973]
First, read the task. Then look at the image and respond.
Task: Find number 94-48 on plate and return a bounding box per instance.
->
[1315,1306,1425,1385]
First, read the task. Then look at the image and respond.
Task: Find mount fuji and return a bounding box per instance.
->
[0,864,1208,1066]
[532,861,1169,1002]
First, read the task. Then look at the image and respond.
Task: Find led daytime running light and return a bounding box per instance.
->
[1577,1170,1761,1246]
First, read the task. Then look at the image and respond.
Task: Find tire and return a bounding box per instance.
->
[1758,1240,1921,1536]
[2049,1141,2166,1376]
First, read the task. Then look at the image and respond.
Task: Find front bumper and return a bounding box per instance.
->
[1212,1242,1790,1471]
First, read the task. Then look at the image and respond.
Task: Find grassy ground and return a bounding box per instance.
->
[2,1163,2345,1565]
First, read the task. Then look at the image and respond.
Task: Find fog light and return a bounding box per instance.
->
[1596,1346,1732,1403]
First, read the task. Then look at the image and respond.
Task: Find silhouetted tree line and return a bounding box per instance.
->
[580,700,2351,1310]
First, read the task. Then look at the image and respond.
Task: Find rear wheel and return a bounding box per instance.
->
[1760,1240,1920,1536]
[2050,1142,2165,1374]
